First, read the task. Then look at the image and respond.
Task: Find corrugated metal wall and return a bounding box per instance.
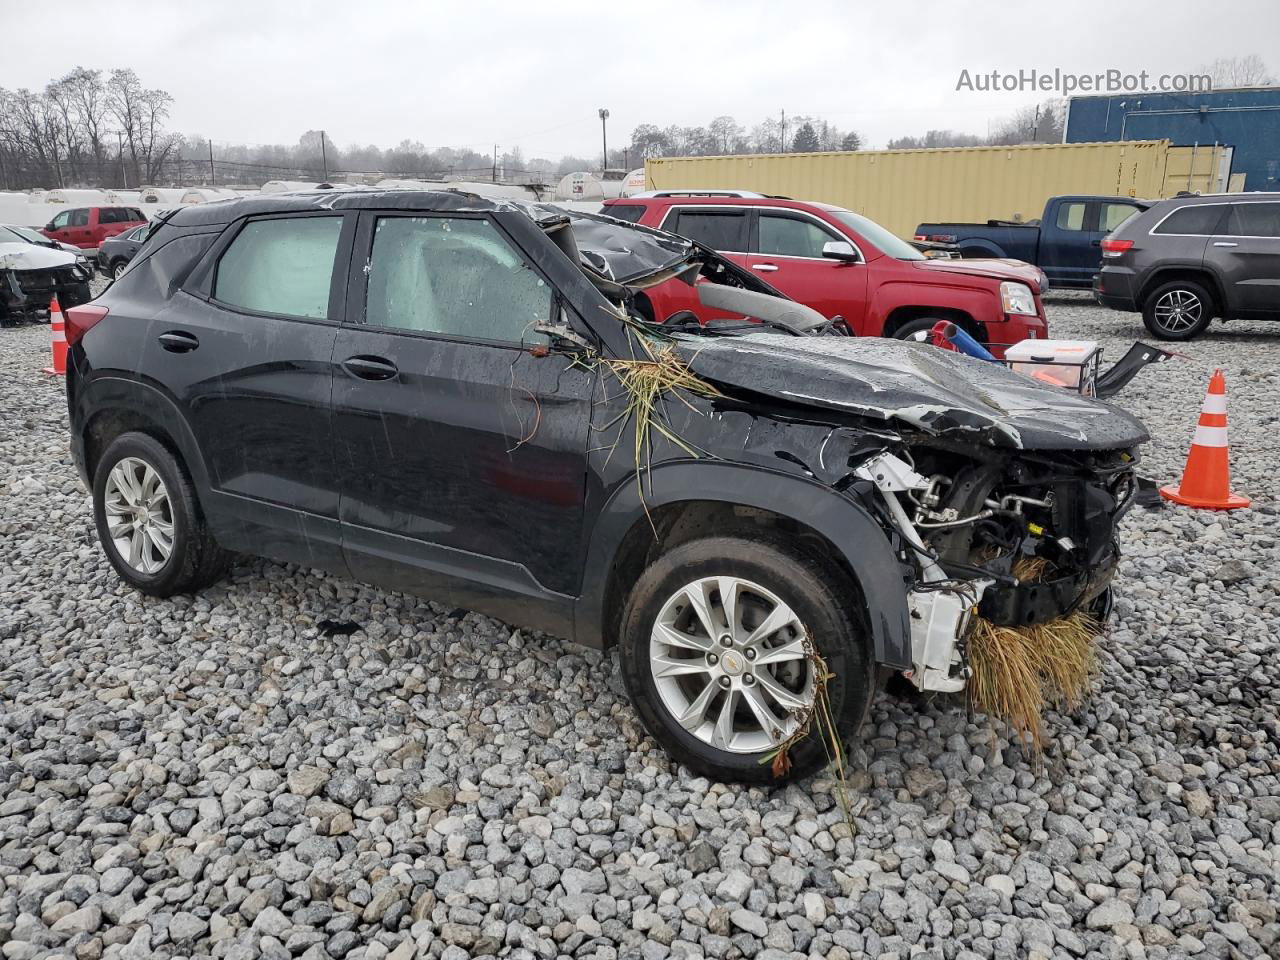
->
[645,140,1227,237]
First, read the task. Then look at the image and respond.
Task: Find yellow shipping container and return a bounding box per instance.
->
[645,140,1229,239]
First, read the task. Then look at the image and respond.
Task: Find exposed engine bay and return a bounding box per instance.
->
[0,242,93,325]
[857,442,1137,693]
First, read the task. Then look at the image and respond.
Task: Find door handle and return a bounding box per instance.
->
[1091,239,1102,247]
[751,263,779,272]
[158,331,200,353]
[1213,241,1239,247]
[342,355,399,381]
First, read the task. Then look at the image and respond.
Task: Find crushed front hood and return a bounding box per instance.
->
[678,333,1150,451]
[0,242,79,271]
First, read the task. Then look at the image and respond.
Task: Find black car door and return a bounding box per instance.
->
[157,211,354,570]
[332,211,595,632]
[1214,202,1280,316]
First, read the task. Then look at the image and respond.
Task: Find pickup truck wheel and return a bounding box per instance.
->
[93,432,231,596]
[892,317,945,343]
[1142,280,1213,340]
[619,534,873,783]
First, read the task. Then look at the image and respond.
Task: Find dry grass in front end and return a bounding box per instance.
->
[967,555,1100,751]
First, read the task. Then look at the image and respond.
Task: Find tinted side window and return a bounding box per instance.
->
[1225,203,1280,238]
[670,210,748,251]
[758,214,839,258]
[604,204,646,223]
[1101,203,1140,232]
[99,208,123,224]
[1055,202,1086,231]
[365,216,549,345]
[1152,205,1224,236]
[214,216,342,319]
[69,209,90,227]
[130,209,145,221]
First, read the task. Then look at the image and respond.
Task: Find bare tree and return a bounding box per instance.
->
[887,130,985,150]
[708,115,742,154]
[1200,55,1274,88]
[988,99,1065,145]
[64,67,110,169]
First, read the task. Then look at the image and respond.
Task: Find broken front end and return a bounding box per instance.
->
[0,254,93,325]
[857,441,1138,694]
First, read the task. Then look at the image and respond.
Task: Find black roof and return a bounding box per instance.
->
[167,189,557,228]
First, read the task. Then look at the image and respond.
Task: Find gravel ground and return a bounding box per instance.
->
[1,295,1278,960]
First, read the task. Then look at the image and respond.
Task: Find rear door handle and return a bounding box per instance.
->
[751,263,779,272]
[158,331,200,353]
[342,355,399,381]
[1213,241,1239,247]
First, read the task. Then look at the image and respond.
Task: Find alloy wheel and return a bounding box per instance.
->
[1153,288,1202,333]
[649,576,815,754]
[103,457,174,574]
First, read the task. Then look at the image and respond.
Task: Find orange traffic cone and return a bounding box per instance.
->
[41,296,67,376]
[1160,369,1249,509]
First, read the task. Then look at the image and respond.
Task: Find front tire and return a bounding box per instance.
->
[93,432,230,596]
[1142,280,1214,340]
[619,535,874,783]
[892,317,946,343]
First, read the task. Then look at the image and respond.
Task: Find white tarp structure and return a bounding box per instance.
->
[0,178,605,229]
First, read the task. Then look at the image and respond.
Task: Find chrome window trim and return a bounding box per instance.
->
[1148,199,1280,239]
[658,204,867,262]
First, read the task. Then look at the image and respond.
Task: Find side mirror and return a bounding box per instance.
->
[44,223,55,232]
[822,240,859,263]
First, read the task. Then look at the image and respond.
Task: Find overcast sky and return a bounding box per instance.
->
[3,0,1277,160]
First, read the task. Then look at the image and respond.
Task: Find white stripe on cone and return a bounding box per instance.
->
[1202,394,1228,414]
[1193,425,1228,447]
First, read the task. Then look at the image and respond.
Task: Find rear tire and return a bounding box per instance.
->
[109,260,128,280]
[1142,279,1214,340]
[93,432,230,596]
[618,534,874,783]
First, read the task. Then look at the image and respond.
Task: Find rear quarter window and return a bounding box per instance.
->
[1152,205,1225,236]
[603,204,647,223]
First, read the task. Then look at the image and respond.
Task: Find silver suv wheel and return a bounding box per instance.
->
[1152,288,1202,334]
[649,576,815,754]
[103,456,175,574]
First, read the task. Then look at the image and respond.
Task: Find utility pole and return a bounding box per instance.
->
[320,130,328,182]
[780,109,787,153]
[598,108,610,172]
[117,132,126,188]
[209,140,216,186]
[492,144,498,182]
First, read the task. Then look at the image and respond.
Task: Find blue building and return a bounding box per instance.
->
[1065,86,1280,191]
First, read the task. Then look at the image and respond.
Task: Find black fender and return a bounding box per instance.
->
[573,461,912,670]
[73,374,212,493]
[957,239,1008,259]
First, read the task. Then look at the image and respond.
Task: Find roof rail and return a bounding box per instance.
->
[628,189,765,199]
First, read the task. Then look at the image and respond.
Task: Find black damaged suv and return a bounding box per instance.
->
[67,190,1147,781]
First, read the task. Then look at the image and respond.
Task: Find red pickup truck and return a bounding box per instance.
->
[41,206,148,252]
[601,192,1048,353]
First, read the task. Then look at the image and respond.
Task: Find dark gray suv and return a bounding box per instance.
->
[1095,193,1280,340]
